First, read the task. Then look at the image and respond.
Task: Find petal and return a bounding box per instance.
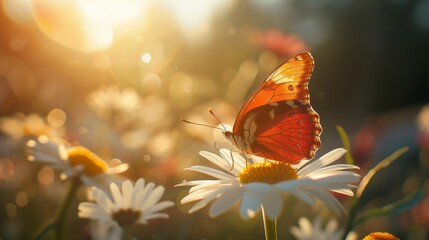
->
[121,180,134,208]
[131,179,146,207]
[199,151,238,174]
[187,185,237,213]
[260,190,283,220]
[313,164,359,173]
[310,172,361,185]
[208,187,243,218]
[144,201,174,215]
[181,186,222,203]
[239,183,273,220]
[78,203,110,221]
[106,163,129,175]
[134,182,155,207]
[141,185,165,211]
[109,183,123,209]
[176,180,220,187]
[218,148,247,172]
[187,181,237,194]
[298,217,314,236]
[304,189,345,215]
[298,148,346,176]
[185,165,237,180]
[140,213,170,222]
[92,187,113,212]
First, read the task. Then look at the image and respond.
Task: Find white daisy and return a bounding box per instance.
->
[87,85,141,120]
[177,148,360,220]
[78,179,174,238]
[290,216,358,240]
[26,136,128,189]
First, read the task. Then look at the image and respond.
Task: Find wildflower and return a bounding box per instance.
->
[363,232,399,240]
[290,216,357,240]
[26,136,128,188]
[86,85,141,121]
[78,179,174,238]
[178,148,360,220]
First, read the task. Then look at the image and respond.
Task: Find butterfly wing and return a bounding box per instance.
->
[232,52,321,163]
[238,100,321,163]
[232,52,315,134]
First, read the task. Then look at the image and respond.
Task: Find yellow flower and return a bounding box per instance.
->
[363,232,399,240]
[26,136,128,188]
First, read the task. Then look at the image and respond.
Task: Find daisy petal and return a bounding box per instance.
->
[185,165,236,180]
[298,148,346,176]
[208,187,243,218]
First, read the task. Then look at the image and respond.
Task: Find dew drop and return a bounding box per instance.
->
[298,131,302,135]
[290,112,295,117]
[296,143,300,147]
[298,120,302,125]
[288,85,293,91]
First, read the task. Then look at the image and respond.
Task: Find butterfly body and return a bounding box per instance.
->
[225,52,322,164]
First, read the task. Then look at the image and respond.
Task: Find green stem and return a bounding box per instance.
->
[32,179,80,240]
[32,221,57,240]
[123,227,133,240]
[341,197,360,240]
[262,208,278,240]
[55,178,80,240]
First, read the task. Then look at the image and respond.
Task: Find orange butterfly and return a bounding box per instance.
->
[223,52,322,164]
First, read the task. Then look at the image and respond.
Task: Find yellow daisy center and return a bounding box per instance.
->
[239,161,298,184]
[112,208,141,228]
[363,232,399,240]
[67,146,108,176]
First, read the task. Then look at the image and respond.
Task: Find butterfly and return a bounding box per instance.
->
[222,52,322,164]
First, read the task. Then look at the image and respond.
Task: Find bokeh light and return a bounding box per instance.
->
[37,166,54,185]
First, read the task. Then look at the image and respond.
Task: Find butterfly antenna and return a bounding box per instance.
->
[208,108,227,131]
[181,118,224,131]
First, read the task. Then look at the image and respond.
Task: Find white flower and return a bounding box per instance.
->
[290,216,358,240]
[177,148,360,220]
[87,85,141,120]
[26,136,128,189]
[78,179,174,238]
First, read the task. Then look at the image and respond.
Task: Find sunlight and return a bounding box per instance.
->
[141,53,152,63]
[76,0,145,25]
[30,0,147,53]
[161,0,233,41]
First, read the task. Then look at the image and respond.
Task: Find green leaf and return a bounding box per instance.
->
[352,189,424,227]
[335,125,354,165]
[356,147,409,198]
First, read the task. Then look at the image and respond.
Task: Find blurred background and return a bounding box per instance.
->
[0,0,429,239]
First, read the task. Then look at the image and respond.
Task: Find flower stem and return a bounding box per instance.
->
[55,178,80,240]
[32,179,80,240]
[32,220,56,240]
[341,197,360,240]
[262,208,278,240]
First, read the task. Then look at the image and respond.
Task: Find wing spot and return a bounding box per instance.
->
[298,131,302,135]
[269,110,275,119]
